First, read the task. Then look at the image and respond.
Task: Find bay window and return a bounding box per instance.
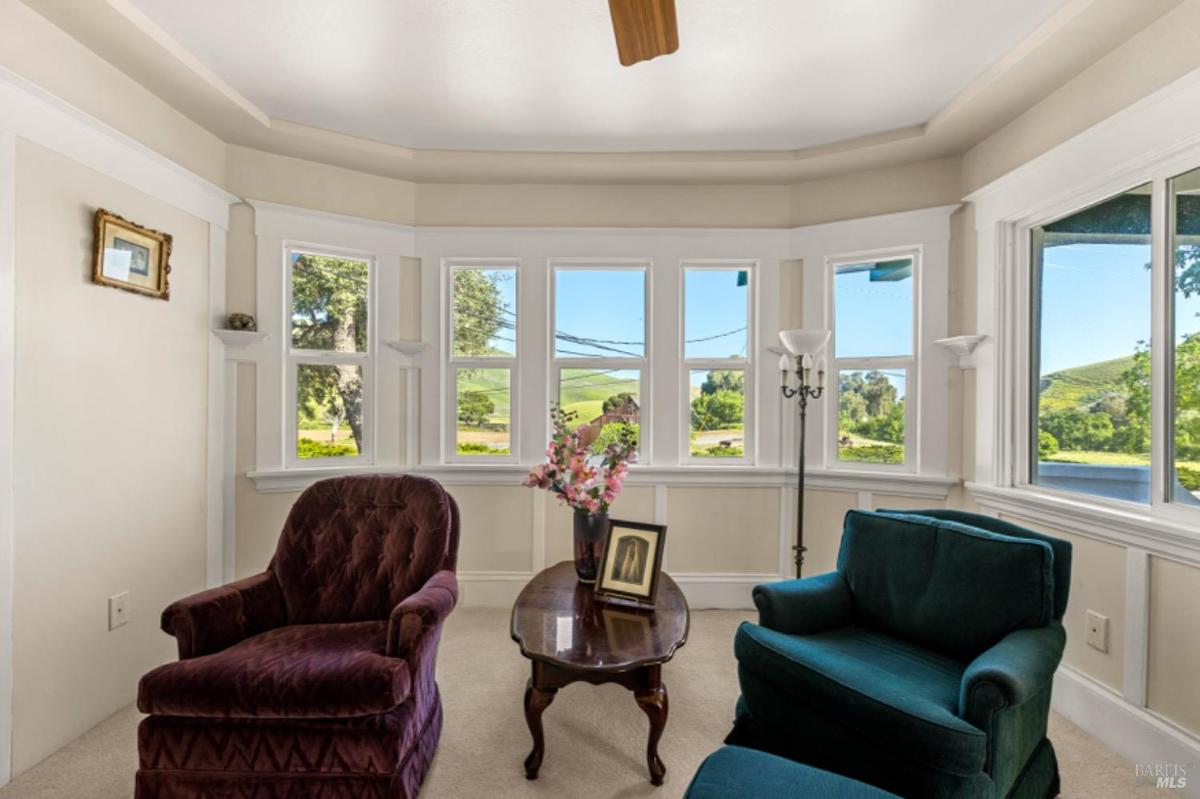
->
[1170,168,1200,505]
[552,264,648,458]
[286,247,372,466]
[830,254,917,468]
[1022,169,1200,511]
[448,262,517,460]
[1030,187,1153,502]
[683,264,753,462]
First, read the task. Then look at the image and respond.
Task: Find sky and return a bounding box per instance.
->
[834,265,913,359]
[552,268,750,360]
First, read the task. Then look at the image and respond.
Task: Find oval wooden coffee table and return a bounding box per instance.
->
[510,561,690,786]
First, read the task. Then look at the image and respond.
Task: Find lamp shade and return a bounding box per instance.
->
[778,329,830,357]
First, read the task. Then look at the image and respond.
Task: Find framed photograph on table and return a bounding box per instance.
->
[594,519,667,606]
[92,209,172,300]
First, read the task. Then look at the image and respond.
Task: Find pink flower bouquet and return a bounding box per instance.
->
[523,404,637,516]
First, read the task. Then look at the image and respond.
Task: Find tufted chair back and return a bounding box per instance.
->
[269,475,460,624]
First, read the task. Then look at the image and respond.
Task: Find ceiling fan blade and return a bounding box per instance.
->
[608,0,679,67]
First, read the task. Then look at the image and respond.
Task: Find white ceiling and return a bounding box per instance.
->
[125,0,1064,153]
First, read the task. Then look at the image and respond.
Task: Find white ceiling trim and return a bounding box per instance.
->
[0,65,237,228]
[105,0,270,127]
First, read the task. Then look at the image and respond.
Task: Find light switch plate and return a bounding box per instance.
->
[1085,609,1109,652]
[108,591,130,630]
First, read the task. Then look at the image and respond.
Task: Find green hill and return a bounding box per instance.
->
[456,367,640,425]
[1039,355,1135,412]
[559,369,639,422]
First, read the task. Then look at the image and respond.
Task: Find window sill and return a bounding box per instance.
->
[247,463,959,497]
[967,482,1200,564]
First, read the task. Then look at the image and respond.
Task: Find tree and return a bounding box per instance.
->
[1038,430,1060,459]
[691,390,743,430]
[456,390,494,428]
[322,398,347,444]
[839,390,868,427]
[855,401,905,444]
[602,392,636,414]
[292,254,368,452]
[861,371,898,417]
[453,270,510,357]
[700,370,744,396]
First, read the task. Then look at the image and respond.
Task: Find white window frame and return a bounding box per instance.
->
[1006,171,1200,523]
[980,161,1200,532]
[549,260,652,464]
[680,260,756,465]
[284,242,376,469]
[825,247,921,474]
[444,259,520,464]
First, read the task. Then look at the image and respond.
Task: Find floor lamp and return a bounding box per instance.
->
[778,329,830,578]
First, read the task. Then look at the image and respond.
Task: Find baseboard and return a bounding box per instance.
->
[1053,665,1200,797]
[457,571,770,609]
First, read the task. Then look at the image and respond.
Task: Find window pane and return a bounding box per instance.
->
[455,368,510,455]
[834,259,913,359]
[297,364,363,459]
[689,369,745,458]
[555,270,645,358]
[558,368,641,454]
[452,267,516,357]
[684,269,749,359]
[837,369,905,464]
[1171,169,1200,505]
[1033,186,1152,503]
[291,252,368,352]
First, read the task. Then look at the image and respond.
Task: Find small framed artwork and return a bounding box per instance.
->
[594,519,667,606]
[92,209,172,300]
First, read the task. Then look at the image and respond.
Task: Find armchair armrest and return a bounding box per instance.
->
[751,571,853,635]
[386,570,459,659]
[959,623,1066,725]
[160,571,287,660]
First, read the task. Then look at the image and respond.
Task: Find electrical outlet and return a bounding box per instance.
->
[1085,610,1109,652]
[108,591,130,631]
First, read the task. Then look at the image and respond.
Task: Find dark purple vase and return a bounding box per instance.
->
[573,510,608,583]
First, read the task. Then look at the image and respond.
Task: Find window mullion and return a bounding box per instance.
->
[1151,177,1171,510]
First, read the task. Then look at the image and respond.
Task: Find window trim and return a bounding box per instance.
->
[680,260,755,465]
[549,260,652,464]
[996,171,1200,526]
[825,248,921,474]
[1024,185,1158,505]
[283,242,376,469]
[444,259,520,464]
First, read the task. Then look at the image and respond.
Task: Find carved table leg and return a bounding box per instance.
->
[523,676,556,779]
[635,681,669,785]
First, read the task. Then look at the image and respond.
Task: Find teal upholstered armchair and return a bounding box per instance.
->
[729,509,1072,799]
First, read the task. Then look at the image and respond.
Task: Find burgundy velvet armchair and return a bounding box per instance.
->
[135,475,460,799]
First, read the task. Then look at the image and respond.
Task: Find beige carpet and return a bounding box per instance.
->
[0,609,1176,798]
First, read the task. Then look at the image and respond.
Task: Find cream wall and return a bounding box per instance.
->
[1146,556,1200,733]
[998,515,1127,692]
[11,140,211,773]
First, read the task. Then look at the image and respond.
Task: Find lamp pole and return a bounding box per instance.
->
[780,355,824,578]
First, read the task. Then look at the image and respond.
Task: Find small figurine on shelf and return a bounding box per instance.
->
[227,313,256,331]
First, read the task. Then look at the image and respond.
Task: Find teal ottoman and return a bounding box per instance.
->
[684,746,899,798]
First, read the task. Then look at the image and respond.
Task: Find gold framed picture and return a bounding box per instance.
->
[595,519,667,606]
[92,209,172,300]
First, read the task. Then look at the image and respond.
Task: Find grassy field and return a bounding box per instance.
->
[837,430,904,464]
[558,369,640,422]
